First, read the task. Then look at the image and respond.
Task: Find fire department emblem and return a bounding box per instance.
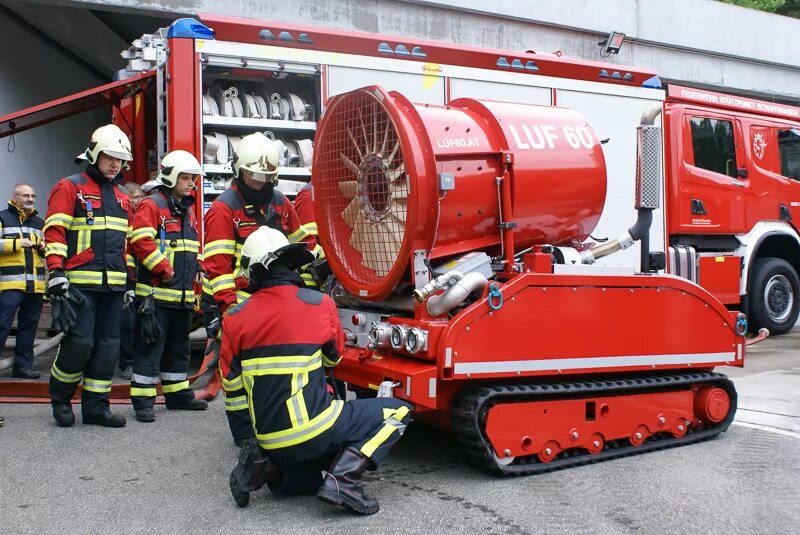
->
[753,132,767,160]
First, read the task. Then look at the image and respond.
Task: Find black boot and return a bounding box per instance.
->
[229,440,281,507]
[83,411,126,428]
[135,408,155,423]
[51,402,75,427]
[317,447,380,515]
[166,397,209,411]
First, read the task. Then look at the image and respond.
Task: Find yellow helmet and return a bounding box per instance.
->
[85,124,132,164]
[157,150,204,188]
[232,133,279,181]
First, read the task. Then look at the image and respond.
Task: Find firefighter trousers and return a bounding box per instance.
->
[267,397,412,479]
[49,290,122,417]
[0,290,43,370]
[130,303,194,410]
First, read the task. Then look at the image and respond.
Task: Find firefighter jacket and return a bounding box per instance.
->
[203,183,303,313]
[292,183,323,288]
[44,168,130,291]
[219,269,345,451]
[129,189,200,308]
[0,201,45,293]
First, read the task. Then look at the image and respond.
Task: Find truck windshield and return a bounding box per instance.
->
[690,117,738,178]
[778,129,800,181]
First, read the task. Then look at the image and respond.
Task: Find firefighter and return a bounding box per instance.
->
[0,183,46,379]
[128,150,208,422]
[203,132,305,446]
[222,227,412,516]
[45,124,132,428]
[119,182,145,380]
[292,181,325,289]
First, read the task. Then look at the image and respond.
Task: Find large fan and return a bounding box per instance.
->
[315,87,411,299]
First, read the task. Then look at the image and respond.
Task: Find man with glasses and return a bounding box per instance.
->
[0,183,46,379]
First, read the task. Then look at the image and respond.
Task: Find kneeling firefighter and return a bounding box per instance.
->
[220,227,411,515]
[128,150,208,422]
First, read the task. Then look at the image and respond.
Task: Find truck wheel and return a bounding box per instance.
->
[748,257,800,335]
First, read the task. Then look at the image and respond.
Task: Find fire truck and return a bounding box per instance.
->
[0,15,758,472]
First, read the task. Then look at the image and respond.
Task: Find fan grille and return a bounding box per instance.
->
[315,89,409,290]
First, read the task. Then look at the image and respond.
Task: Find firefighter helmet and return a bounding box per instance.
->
[240,227,313,275]
[84,124,132,164]
[157,150,205,188]
[232,133,279,181]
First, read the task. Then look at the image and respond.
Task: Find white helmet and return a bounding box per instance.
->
[141,179,161,193]
[232,133,279,181]
[157,150,204,188]
[241,227,314,276]
[85,124,132,164]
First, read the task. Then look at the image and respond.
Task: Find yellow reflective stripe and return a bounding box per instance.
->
[225,395,248,411]
[287,227,307,243]
[286,372,309,427]
[161,380,189,394]
[66,270,103,284]
[126,254,136,269]
[322,351,341,368]
[204,239,237,258]
[130,387,157,397]
[51,363,82,383]
[45,242,68,257]
[105,216,128,232]
[202,278,213,295]
[196,253,204,262]
[209,273,235,292]
[241,350,322,377]
[361,405,411,458]
[134,283,193,303]
[301,222,318,236]
[142,249,168,271]
[256,400,344,449]
[130,227,157,243]
[235,290,250,303]
[83,378,112,393]
[77,229,91,253]
[107,271,126,285]
[222,375,243,391]
[44,213,73,231]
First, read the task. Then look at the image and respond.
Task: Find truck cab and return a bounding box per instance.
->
[665,85,800,334]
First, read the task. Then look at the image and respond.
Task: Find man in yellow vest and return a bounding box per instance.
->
[0,183,46,379]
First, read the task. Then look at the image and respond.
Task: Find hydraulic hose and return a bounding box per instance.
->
[426,271,489,316]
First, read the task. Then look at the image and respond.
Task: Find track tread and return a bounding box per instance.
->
[450,372,737,476]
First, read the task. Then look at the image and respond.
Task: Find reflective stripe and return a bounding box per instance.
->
[77,229,90,253]
[161,372,187,381]
[222,375,244,391]
[0,226,45,238]
[287,372,309,427]
[241,351,322,376]
[104,216,129,232]
[45,242,68,256]
[0,273,45,283]
[203,239,237,258]
[130,227,156,243]
[224,395,249,411]
[256,400,344,449]
[70,216,128,232]
[51,363,82,384]
[209,273,236,292]
[106,271,127,285]
[130,387,157,397]
[134,283,193,303]
[83,377,112,394]
[126,254,136,269]
[132,373,159,384]
[44,213,73,231]
[142,249,168,271]
[360,405,410,458]
[236,290,250,303]
[66,270,103,284]
[161,380,189,393]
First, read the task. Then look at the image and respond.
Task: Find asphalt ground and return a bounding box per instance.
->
[1,328,799,534]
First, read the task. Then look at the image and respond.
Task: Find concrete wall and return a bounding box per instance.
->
[0,8,107,207]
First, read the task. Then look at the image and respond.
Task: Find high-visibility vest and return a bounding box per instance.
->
[0,202,45,293]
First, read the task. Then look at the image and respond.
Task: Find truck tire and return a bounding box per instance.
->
[748,257,800,335]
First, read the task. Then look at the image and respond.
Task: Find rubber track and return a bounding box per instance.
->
[450,372,737,476]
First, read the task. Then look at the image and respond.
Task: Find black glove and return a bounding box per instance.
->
[137,294,163,345]
[205,315,221,340]
[49,285,85,334]
[46,269,69,298]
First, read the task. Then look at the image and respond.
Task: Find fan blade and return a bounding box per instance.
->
[389,163,405,182]
[341,196,361,228]
[349,211,367,252]
[390,180,408,200]
[380,121,390,156]
[388,205,407,223]
[358,108,369,152]
[338,180,358,200]
[339,153,360,177]
[373,106,379,154]
[386,141,400,164]
[346,127,363,160]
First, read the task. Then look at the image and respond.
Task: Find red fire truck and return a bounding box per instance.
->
[0,15,761,471]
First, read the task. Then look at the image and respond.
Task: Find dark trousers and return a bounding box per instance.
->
[0,290,44,371]
[49,290,122,417]
[130,303,194,410]
[268,398,412,469]
[119,305,135,370]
